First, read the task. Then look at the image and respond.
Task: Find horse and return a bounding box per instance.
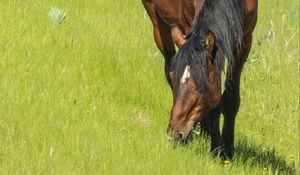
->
[165,0,258,159]
[142,0,216,135]
[142,0,204,85]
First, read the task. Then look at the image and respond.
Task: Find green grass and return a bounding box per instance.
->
[0,0,299,174]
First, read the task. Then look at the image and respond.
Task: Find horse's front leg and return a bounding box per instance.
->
[205,102,222,156]
[221,73,241,160]
[221,33,254,160]
[198,104,222,154]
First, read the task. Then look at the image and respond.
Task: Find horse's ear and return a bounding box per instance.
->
[204,31,215,55]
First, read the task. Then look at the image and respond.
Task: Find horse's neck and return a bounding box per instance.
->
[181,0,204,23]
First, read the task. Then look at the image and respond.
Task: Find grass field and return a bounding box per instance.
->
[0,0,299,174]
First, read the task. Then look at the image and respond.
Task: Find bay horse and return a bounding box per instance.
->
[166,0,257,159]
[143,0,257,159]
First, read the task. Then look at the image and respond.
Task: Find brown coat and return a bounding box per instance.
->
[142,0,204,84]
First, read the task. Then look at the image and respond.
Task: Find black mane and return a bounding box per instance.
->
[171,0,245,90]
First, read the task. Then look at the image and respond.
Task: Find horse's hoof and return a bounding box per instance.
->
[221,145,234,160]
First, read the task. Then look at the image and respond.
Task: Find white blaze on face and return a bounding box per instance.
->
[180,65,191,84]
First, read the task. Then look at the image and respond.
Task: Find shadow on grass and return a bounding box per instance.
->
[235,137,297,175]
[170,133,297,174]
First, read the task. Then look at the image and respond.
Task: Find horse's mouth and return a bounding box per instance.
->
[183,129,194,143]
[182,120,195,142]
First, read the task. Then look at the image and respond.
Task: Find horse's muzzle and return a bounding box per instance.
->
[167,121,195,143]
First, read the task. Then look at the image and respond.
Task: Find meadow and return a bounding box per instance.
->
[0,0,299,174]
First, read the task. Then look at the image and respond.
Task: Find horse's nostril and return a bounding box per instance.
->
[177,133,184,139]
[167,127,185,141]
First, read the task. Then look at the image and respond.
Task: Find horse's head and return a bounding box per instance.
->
[167,31,222,142]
